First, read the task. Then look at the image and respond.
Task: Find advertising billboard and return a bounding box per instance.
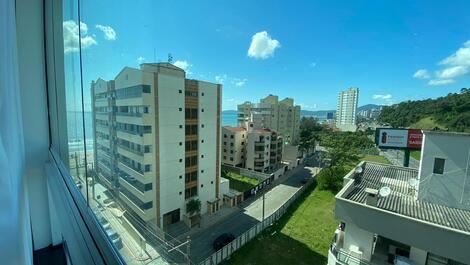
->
[375,128,423,150]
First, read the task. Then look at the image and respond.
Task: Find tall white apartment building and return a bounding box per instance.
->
[237,95,301,144]
[92,63,221,229]
[336,87,359,132]
[329,131,470,265]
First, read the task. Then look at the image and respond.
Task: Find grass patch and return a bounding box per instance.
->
[411,116,446,130]
[360,155,390,164]
[225,183,337,265]
[410,151,421,161]
[223,172,260,192]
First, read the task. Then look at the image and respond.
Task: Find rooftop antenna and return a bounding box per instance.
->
[379,186,391,197]
[168,53,173,64]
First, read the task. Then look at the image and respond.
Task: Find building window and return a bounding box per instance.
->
[179,89,182,93]
[179,125,183,129]
[201,92,204,96]
[230,135,234,139]
[433,158,445,174]
[179,107,182,111]
[201,124,204,128]
[224,134,227,138]
[201,139,204,143]
[201,108,204,112]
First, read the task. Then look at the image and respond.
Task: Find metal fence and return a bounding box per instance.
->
[199,177,316,265]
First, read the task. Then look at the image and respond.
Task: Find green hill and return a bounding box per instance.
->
[378,88,470,132]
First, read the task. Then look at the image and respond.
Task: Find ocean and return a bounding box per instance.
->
[67,111,238,143]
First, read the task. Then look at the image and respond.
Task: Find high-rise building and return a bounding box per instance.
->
[336,87,359,132]
[237,95,301,144]
[92,63,221,229]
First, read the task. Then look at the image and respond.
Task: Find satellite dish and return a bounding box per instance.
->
[355,166,363,174]
[379,186,391,197]
[408,178,419,189]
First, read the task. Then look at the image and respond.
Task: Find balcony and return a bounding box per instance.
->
[118,161,144,181]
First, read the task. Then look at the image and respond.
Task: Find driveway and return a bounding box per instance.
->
[189,166,318,263]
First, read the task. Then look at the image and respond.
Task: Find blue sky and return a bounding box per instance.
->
[64,0,470,111]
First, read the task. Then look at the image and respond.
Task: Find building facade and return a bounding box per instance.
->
[92,63,221,229]
[222,122,283,173]
[237,94,301,144]
[328,131,470,265]
[336,87,359,132]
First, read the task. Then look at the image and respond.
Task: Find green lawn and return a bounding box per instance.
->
[225,184,337,265]
[223,172,260,192]
[411,116,446,130]
[360,155,391,164]
[410,151,421,161]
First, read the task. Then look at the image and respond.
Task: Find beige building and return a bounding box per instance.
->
[222,121,283,173]
[237,94,301,144]
[222,126,246,167]
[92,63,221,230]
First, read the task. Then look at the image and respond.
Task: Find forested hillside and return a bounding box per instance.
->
[378,88,470,132]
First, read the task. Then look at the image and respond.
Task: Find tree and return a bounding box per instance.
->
[186,199,201,216]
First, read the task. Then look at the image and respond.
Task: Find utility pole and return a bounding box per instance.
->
[403,149,410,167]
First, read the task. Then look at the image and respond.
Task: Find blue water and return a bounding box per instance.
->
[67,111,238,142]
[222,113,238,127]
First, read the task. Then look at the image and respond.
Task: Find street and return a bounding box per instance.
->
[381,149,419,169]
[189,165,318,263]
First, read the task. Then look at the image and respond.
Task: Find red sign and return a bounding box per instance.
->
[407,129,423,149]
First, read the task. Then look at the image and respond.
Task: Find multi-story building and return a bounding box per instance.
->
[336,87,359,132]
[222,126,246,168]
[328,131,470,265]
[222,121,283,173]
[92,63,221,230]
[237,94,301,144]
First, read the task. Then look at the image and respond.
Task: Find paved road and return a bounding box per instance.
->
[381,149,419,169]
[189,166,318,263]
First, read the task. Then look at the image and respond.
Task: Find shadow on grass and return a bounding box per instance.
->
[223,180,333,265]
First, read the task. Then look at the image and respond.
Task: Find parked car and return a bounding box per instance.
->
[300,177,309,184]
[213,233,235,251]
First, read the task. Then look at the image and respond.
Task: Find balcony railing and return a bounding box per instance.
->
[330,243,372,265]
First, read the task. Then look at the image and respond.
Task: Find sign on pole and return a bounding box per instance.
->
[375,128,423,150]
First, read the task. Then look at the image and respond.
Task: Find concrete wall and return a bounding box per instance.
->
[157,71,186,219]
[418,132,470,210]
[198,81,219,214]
[343,223,374,261]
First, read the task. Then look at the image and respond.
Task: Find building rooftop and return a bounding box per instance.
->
[224,126,246,132]
[339,162,470,234]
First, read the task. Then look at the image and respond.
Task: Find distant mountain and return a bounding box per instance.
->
[358,104,382,112]
[222,110,237,115]
[301,110,335,117]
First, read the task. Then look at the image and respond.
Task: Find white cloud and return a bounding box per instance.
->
[173,60,193,75]
[96,24,116,40]
[436,65,468,79]
[413,69,430,79]
[247,31,281,59]
[372,94,392,100]
[232,78,247,87]
[137,56,146,64]
[440,40,470,66]
[428,79,455,86]
[215,74,227,84]
[63,20,97,54]
[173,60,190,71]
